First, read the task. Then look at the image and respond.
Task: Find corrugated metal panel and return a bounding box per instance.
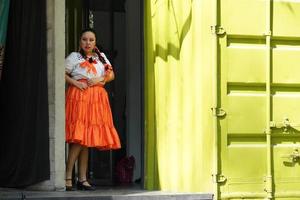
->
[219,0,300,199]
[144,0,300,199]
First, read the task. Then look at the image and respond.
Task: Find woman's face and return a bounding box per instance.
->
[80,31,96,55]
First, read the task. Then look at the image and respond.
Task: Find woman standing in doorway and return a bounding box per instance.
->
[64,28,121,191]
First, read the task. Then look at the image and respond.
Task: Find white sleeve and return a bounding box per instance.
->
[65,52,78,74]
[100,52,112,66]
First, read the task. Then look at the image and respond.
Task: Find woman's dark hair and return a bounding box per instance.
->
[79,28,107,64]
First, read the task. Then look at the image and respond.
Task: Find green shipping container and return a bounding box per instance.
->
[144,0,300,199]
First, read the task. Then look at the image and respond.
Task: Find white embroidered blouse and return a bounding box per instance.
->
[65,52,111,80]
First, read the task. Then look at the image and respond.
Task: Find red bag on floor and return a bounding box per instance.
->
[115,155,135,184]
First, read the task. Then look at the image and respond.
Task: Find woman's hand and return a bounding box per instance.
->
[87,76,105,86]
[65,73,88,91]
[104,70,115,83]
[74,80,88,90]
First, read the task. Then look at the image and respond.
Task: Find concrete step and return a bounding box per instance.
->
[0,188,213,200]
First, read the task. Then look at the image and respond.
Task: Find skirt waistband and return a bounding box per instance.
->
[76,79,104,87]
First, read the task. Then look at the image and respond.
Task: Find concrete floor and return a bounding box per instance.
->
[0,186,213,200]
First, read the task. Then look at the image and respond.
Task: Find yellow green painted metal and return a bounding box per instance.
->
[144,0,214,192]
[144,0,300,199]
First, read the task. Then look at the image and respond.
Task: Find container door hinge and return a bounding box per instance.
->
[211,25,226,35]
[211,107,226,117]
[212,174,227,183]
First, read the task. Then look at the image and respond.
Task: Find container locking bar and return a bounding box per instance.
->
[270,118,300,132]
[281,149,300,162]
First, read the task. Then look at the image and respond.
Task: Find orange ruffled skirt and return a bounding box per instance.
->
[66,81,121,150]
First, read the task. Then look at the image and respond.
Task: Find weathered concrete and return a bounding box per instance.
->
[46,0,66,191]
[28,0,66,191]
[0,187,213,200]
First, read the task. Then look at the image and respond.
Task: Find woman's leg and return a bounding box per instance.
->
[78,146,91,186]
[66,143,82,186]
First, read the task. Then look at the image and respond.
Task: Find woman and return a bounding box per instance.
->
[65,28,121,191]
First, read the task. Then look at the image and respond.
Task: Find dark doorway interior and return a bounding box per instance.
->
[0,0,49,187]
[66,0,143,187]
[87,0,127,186]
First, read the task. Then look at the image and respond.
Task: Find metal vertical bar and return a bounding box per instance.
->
[212,0,219,199]
[265,0,273,199]
[140,0,145,187]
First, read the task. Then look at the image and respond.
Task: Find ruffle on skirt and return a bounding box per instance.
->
[66,82,121,150]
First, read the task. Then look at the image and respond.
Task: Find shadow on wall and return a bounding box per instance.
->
[144,0,193,190]
[152,0,193,61]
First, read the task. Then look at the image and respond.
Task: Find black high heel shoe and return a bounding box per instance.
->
[65,178,76,191]
[77,180,96,191]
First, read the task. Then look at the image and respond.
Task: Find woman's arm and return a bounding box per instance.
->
[87,70,115,86]
[104,70,115,83]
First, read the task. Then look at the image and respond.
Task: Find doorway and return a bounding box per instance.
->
[65,0,144,187]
